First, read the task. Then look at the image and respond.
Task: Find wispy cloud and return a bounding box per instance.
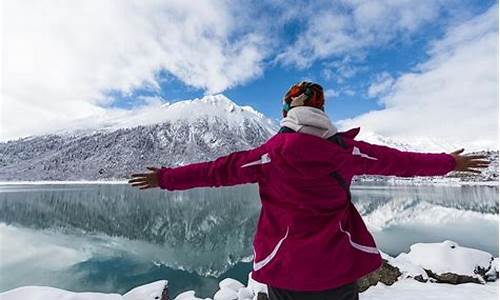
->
[324,89,340,98]
[338,4,498,150]
[367,72,395,98]
[276,0,447,68]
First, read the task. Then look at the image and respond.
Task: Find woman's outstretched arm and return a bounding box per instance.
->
[128,145,267,191]
[351,140,489,177]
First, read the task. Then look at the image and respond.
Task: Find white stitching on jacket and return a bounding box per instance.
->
[352,146,378,160]
[241,153,271,168]
[253,226,289,271]
[339,222,379,254]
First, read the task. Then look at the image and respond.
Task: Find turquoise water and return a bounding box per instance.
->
[0,183,497,298]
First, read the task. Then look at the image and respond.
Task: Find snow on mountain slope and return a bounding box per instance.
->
[0,94,496,182]
[353,128,497,153]
[0,95,278,181]
[52,94,276,138]
[352,129,498,184]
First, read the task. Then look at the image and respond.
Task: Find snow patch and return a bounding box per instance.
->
[401,241,493,278]
[0,280,167,300]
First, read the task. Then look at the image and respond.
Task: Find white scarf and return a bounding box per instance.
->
[280,106,338,139]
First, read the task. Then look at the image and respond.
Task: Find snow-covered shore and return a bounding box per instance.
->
[1,241,497,300]
[0,178,497,186]
[0,180,128,185]
[360,280,498,300]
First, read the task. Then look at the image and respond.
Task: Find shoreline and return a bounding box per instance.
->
[0,179,497,187]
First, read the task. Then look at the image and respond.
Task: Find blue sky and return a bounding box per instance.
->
[2,0,498,149]
[102,0,496,123]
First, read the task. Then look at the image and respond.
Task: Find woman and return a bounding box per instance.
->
[128,81,489,300]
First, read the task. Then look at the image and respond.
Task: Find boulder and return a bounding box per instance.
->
[399,241,496,283]
[357,259,402,292]
[256,292,269,300]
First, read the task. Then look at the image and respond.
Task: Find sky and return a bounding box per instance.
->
[1,0,498,149]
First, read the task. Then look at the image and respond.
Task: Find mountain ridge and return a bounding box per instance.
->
[0,95,278,181]
[0,94,497,183]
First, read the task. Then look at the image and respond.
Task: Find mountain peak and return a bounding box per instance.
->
[169,94,239,114]
[48,94,278,138]
[198,94,234,106]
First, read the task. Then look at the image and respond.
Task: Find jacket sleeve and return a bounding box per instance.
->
[352,140,456,177]
[157,145,266,191]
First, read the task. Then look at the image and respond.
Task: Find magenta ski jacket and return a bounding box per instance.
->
[157,127,456,291]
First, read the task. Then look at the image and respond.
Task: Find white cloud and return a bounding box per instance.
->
[1,0,268,140]
[343,89,356,97]
[367,72,395,98]
[277,0,446,68]
[324,89,340,98]
[322,56,363,84]
[1,0,496,145]
[324,87,357,99]
[338,5,498,151]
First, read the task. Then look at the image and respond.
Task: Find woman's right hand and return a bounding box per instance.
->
[128,166,161,190]
[449,149,490,174]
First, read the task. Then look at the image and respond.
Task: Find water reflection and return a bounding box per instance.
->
[0,182,497,297]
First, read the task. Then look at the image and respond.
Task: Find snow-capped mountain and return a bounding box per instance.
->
[52,94,277,138]
[352,129,497,153]
[351,130,498,184]
[0,94,497,183]
[0,95,279,181]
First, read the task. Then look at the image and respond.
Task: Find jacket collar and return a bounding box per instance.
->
[279,106,361,140]
[338,127,360,139]
[279,106,338,139]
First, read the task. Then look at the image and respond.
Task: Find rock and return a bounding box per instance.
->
[399,241,495,284]
[377,263,402,286]
[424,269,483,284]
[404,241,492,279]
[213,288,237,300]
[422,256,499,284]
[256,292,269,300]
[390,253,429,282]
[219,278,245,292]
[357,259,402,292]
[413,275,427,283]
[485,257,499,281]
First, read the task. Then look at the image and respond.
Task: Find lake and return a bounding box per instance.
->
[0,182,497,298]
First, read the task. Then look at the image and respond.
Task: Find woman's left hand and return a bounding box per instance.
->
[128,167,160,190]
[449,149,490,174]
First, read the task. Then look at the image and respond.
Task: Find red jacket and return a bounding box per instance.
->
[157,127,456,291]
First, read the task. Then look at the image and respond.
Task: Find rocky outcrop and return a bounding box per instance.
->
[361,241,499,289]
[356,260,402,292]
